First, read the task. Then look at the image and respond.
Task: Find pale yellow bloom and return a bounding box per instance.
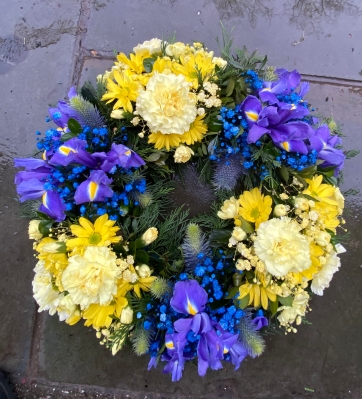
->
[142,227,158,245]
[217,196,239,219]
[28,220,42,240]
[174,145,194,163]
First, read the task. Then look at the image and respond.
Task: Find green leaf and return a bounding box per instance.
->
[238,216,254,234]
[269,299,278,317]
[143,57,155,73]
[60,132,77,142]
[128,241,136,255]
[302,193,320,202]
[278,295,293,307]
[278,164,289,184]
[225,78,235,97]
[201,143,208,156]
[238,294,250,309]
[38,220,52,235]
[147,152,161,162]
[226,286,239,299]
[209,229,232,247]
[135,238,146,249]
[67,118,82,134]
[297,165,317,178]
[36,211,53,221]
[135,250,149,264]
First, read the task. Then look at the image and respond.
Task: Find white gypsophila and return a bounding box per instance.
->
[32,260,60,315]
[311,251,341,296]
[136,72,197,135]
[254,217,311,277]
[133,38,162,56]
[62,246,120,309]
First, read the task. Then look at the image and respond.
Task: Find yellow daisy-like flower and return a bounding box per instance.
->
[83,287,128,329]
[102,70,141,112]
[173,53,215,88]
[66,214,121,253]
[180,114,208,145]
[36,237,68,278]
[303,175,338,207]
[118,265,156,298]
[237,188,272,229]
[116,52,147,75]
[293,242,324,283]
[148,115,208,151]
[238,280,277,310]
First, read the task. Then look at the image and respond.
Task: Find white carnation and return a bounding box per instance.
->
[311,251,341,295]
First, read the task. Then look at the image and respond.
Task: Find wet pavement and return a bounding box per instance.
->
[0,1,361,398]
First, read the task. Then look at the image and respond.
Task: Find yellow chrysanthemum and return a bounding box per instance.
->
[293,242,324,282]
[238,281,276,310]
[152,57,174,74]
[148,132,183,151]
[118,265,156,298]
[116,52,147,75]
[36,237,68,278]
[148,115,208,151]
[173,53,215,88]
[237,188,272,229]
[83,287,128,329]
[180,115,208,145]
[303,175,338,207]
[66,214,121,254]
[102,70,141,112]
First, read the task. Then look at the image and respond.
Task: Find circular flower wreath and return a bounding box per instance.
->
[16,36,349,381]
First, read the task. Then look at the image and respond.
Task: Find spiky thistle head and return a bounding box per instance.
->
[132,327,151,356]
[181,223,210,272]
[212,154,246,191]
[262,66,278,82]
[238,313,265,358]
[69,95,105,129]
[150,277,170,299]
[129,191,153,208]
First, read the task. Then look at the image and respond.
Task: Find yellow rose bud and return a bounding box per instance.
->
[142,227,158,245]
[274,204,288,217]
[110,109,125,119]
[173,145,194,163]
[217,196,239,219]
[232,226,247,242]
[294,197,309,211]
[137,264,151,278]
[28,220,43,240]
[120,306,134,324]
[315,231,331,247]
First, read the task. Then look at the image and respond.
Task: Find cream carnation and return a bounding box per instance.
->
[56,294,77,322]
[277,289,309,325]
[62,246,120,309]
[311,251,340,295]
[32,260,60,315]
[136,72,197,135]
[217,196,239,219]
[254,217,311,277]
[133,38,162,56]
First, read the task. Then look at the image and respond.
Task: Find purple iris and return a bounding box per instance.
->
[308,125,345,175]
[101,144,145,172]
[240,95,313,154]
[74,170,113,204]
[259,69,309,105]
[48,87,79,130]
[48,137,99,168]
[163,280,247,381]
[252,315,269,330]
[14,158,52,186]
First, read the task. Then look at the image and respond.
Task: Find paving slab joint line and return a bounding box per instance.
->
[25,311,45,384]
[22,378,207,399]
[70,0,92,88]
[302,74,362,88]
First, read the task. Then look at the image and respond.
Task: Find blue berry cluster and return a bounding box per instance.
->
[36,129,62,153]
[242,70,263,91]
[277,149,318,171]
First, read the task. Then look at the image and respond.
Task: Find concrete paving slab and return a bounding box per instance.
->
[83,0,362,81]
[0,0,82,378]
[31,56,362,398]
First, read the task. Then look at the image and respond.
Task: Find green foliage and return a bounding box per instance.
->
[191,202,229,231]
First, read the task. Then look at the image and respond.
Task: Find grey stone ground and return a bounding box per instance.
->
[0,0,362,398]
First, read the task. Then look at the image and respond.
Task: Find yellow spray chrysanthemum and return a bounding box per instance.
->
[118,265,156,298]
[116,52,147,75]
[303,175,338,207]
[293,242,324,283]
[66,214,121,253]
[102,70,141,112]
[148,115,207,151]
[83,288,128,329]
[180,115,208,145]
[238,280,276,310]
[36,237,68,278]
[237,188,272,229]
[173,53,215,88]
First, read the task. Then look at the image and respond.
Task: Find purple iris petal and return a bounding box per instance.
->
[101,144,145,172]
[39,190,66,221]
[174,318,193,333]
[170,280,208,316]
[247,124,270,144]
[299,81,310,97]
[16,179,46,202]
[15,170,50,185]
[240,95,262,127]
[49,138,98,168]
[74,170,113,204]
[252,316,269,330]
[14,158,51,170]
